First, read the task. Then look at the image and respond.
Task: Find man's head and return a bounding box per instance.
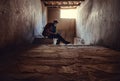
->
[53,20,59,25]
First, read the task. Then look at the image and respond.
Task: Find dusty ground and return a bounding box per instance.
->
[0,45,120,81]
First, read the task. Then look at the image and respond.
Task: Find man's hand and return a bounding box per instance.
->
[55,32,61,35]
[54,33,58,35]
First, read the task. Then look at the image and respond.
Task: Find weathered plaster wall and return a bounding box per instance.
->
[0,0,45,48]
[48,8,76,43]
[42,2,47,27]
[76,0,120,49]
[33,0,43,37]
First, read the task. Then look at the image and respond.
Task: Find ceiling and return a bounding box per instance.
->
[41,0,85,8]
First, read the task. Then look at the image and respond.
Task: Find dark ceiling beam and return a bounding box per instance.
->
[42,0,84,1]
[44,4,80,7]
[41,0,84,8]
[44,2,81,6]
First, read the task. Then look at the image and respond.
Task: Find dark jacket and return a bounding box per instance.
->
[42,23,56,36]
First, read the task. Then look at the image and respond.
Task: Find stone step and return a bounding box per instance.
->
[33,38,53,44]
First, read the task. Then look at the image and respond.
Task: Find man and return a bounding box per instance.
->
[42,20,70,45]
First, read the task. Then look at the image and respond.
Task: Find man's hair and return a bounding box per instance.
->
[53,20,58,23]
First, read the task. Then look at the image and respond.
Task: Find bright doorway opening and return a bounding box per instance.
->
[60,9,77,19]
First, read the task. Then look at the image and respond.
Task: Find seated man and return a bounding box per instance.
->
[42,20,70,45]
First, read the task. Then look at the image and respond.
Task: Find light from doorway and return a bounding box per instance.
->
[60,9,77,19]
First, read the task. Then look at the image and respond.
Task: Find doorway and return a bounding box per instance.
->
[47,8,76,44]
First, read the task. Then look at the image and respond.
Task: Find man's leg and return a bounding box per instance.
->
[55,34,70,44]
[56,38,60,44]
[48,34,70,44]
[48,34,59,44]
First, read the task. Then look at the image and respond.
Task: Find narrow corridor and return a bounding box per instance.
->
[1,0,120,81]
[0,45,120,81]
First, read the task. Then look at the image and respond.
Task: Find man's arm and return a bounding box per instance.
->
[46,28,55,35]
[44,23,56,35]
[46,24,57,35]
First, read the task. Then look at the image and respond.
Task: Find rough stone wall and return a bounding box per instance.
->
[76,0,120,49]
[0,0,44,48]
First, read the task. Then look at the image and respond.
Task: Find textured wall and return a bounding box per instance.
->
[76,0,120,49]
[0,0,44,48]
[48,8,76,43]
[42,2,47,27]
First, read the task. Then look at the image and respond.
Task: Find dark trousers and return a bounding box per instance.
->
[48,33,67,44]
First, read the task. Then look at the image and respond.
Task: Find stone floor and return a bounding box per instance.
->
[0,45,120,81]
